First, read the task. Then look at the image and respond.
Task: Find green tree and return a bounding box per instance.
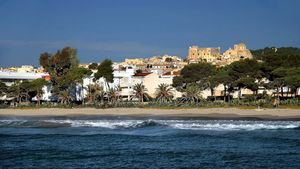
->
[88,63,98,70]
[68,67,92,104]
[180,62,216,84]
[172,76,185,90]
[31,78,49,106]
[206,75,220,100]
[0,82,8,97]
[107,87,120,104]
[182,83,202,103]
[212,67,235,102]
[228,59,262,101]
[20,81,32,102]
[58,90,73,105]
[133,83,148,103]
[270,67,289,98]
[7,82,22,106]
[284,72,300,97]
[270,67,300,98]
[228,59,263,80]
[94,59,114,88]
[252,47,300,68]
[39,47,79,99]
[86,84,104,104]
[233,77,258,96]
[155,84,173,103]
[172,62,216,95]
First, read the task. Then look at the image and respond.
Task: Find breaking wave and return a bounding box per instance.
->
[0,119,299,131]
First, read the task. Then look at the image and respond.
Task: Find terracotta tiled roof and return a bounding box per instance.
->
[133,72,152,76]
[163,71,181,76]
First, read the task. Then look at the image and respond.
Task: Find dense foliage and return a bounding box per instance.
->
[94,59,114,83]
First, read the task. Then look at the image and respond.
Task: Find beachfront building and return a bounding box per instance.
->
[0,71,50,86]
[0,70,52,102]
[78,64,182,101]
[76,64,137,101]
[111,65,136,100]
[132,71,182,99]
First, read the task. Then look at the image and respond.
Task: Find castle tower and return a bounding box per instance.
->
[223,42,253,63]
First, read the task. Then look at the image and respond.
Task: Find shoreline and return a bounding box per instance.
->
[0,108,299,120]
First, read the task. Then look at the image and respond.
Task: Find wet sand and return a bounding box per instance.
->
[0,108,299,120]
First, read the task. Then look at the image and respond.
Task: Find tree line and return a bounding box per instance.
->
[0,46,299,108]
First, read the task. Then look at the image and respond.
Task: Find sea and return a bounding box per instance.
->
[0,115,300,169]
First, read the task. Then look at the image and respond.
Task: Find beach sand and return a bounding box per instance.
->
[0,108,299,120]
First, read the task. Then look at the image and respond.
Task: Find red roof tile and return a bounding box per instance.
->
[133,72,152,76]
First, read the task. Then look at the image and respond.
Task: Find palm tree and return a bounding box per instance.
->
[207,77,219,101]
[133,83,148,103]
[20,81,31,102]
[0,82,8,97]
[107,87,120,104]
[31,78,48,106]
[72,67,92,105]
[0,82,8,104]
[182,83,202,103]
[155,83,173,103]
[86,84,103,104]
[115,85,122,102]
[58,90,73,105]
[7,82,22,106]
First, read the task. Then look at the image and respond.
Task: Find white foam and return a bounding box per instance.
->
[167,120,300,130]
[45,119,146,129]
[1,119,299,130]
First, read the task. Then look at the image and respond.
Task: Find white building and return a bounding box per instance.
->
[76,65,137,101]
[0,71,52,101]
[0,71,50,86]
[75,64,182,101]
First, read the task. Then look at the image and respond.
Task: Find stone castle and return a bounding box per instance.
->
[187,43,253,66]
[188,46,221,63]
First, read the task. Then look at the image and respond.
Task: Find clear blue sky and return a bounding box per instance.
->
[0,0,299,67]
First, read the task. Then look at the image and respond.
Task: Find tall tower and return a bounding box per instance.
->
[188,46,199,61]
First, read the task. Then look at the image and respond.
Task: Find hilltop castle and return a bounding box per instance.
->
[223,43,253,63]
[187,43,253,66]
[188,46,221,63]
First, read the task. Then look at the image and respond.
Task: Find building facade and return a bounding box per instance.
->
[188,46,221,63]
[187,43,253,66]
[223,43,253,64]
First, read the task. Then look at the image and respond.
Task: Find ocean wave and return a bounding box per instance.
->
[63,119,164,129]
[169,122,300,130]
[0,119,163,129]
[0,119,299,130]
[0,120,71,128]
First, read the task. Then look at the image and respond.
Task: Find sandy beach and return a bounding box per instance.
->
[0,108,299,120]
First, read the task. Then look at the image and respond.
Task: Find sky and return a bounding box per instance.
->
[0,0,299,67]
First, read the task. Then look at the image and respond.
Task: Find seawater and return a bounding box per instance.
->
[1,116,300,168]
